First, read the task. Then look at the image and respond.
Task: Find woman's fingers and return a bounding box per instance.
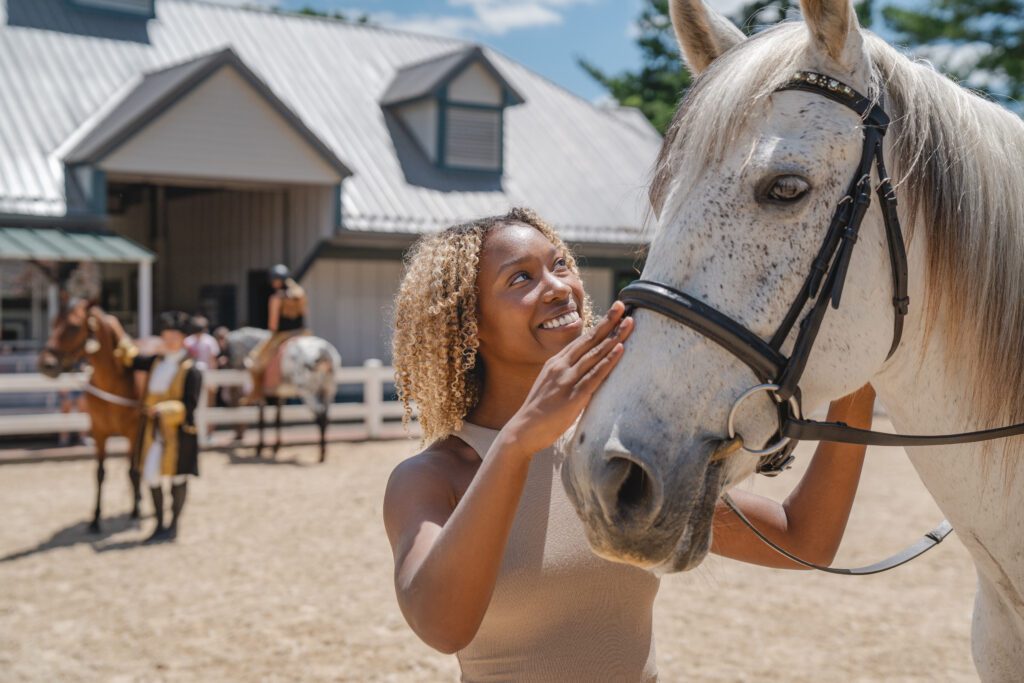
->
[566,302,626,364]
[577,342,625,395]
[573,316,633,378]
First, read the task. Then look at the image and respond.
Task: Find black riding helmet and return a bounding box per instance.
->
[268,264,290,284]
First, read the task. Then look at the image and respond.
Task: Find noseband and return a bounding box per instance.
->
[623,71,1024,476]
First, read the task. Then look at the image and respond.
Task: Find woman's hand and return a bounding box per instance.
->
[501,301,634,458]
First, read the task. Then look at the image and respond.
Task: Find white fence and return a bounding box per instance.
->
[0,360,407,443]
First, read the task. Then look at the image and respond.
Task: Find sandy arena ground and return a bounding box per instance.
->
[0,423,979,682]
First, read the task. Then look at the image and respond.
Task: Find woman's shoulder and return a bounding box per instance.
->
[385,437,479,508]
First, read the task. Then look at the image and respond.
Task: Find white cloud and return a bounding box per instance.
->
[377,0,593,38]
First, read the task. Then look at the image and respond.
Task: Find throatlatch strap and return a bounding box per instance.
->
[722,494,952,576]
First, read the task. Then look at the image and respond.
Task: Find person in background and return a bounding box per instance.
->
[186,315,220,436]
[245,264,309,403]
[185,315,220,372]
[120,311,202,542]
[212,326,231,371]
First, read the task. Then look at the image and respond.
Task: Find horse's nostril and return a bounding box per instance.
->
[617,460,649,510]
[599,455,663,527]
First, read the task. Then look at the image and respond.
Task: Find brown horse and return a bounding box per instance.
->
[38,300,142,532]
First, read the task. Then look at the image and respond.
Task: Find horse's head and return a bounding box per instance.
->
[38,298,97,377]
[563,0,903,572]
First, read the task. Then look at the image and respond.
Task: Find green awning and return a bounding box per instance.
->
[0,227,154,263]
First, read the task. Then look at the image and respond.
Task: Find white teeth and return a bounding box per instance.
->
[541,311,580,329]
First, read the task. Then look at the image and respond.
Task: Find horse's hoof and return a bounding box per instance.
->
[144,526,172,544]
[88,520,101,534]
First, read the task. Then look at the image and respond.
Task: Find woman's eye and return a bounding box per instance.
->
[510,272,529,285]
[554,257,568,269]
[765,175,811,203]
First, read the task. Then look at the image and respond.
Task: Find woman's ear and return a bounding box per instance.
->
[670,0,746,76]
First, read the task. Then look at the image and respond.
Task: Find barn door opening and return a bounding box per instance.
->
[247,271,272,328]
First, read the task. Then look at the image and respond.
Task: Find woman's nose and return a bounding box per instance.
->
[542,274,572,302]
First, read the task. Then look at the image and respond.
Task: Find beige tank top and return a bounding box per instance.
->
[452,422,660,683]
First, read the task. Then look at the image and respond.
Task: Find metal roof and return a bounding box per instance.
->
[0,0,662,245]
[0,227,154,262]
[380,45,524,108]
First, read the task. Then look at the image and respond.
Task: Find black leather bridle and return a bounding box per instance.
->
[623,71,1024,471]
[616,72,1024,574]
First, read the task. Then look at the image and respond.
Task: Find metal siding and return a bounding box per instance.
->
[101,67,341,185]
[304,257,403,366]
[448,61,503,105]
[154,187,299,315]
[397,98,438,163]
[0,0,658,244]
[578,266,615,314]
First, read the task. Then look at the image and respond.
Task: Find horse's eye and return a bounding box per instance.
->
[765,175,811,203]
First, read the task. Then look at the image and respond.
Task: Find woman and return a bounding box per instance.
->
[246,264,309,402]
[384,208,874,681]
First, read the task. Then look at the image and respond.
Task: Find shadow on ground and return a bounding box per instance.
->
[0,512,144,562]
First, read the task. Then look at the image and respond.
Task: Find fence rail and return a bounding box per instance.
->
[0,360,407,442]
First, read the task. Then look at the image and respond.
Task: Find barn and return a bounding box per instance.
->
[0,0,660,367]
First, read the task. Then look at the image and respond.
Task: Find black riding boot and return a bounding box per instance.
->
[129,470,142,519]
[168,481,187,540]
[144,486,168,543]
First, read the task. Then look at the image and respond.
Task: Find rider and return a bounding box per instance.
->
[246,264,309,403]
[123,311,202,543]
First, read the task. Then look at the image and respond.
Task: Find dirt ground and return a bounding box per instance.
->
[0,423,978,682]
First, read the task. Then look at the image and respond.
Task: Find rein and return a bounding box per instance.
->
[80,375,140,409]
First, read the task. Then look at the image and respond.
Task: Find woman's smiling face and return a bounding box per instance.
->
[475,222,586,367]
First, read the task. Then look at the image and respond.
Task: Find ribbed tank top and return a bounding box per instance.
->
[452,422,660,682]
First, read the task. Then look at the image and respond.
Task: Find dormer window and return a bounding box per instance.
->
[69,0,155,18]
[382,46,524,174]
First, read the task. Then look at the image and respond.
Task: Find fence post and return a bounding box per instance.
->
[364,358,383,439]
[196,370,210,447]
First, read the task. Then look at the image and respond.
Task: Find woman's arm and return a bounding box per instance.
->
[710,384,875,569]
[267,295,280,332]
[383,304,633,653]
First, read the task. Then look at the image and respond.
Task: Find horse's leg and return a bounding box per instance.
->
[127,431,141,519]
[273,397,282,456]
[90,435,107,533]
[318,406,328,463]
[256,399,265,458]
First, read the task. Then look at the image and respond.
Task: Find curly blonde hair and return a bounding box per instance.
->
[393,208,594,444]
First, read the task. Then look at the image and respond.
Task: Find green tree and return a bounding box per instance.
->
[882,0,1024,104]
[581,0,872,133]
[269,5,371,24]
[578,0,690,134]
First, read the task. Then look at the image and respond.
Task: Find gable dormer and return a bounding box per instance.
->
[381,46,524,174]
[69,0,156,18]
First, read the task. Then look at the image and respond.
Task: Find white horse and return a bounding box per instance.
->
[226,327,341,461]
[562,0,1024,678]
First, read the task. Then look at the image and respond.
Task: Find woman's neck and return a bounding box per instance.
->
[466,360,541,430]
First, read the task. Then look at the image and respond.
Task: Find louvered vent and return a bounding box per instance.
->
[444,106,501,171]
[72,0,155,17]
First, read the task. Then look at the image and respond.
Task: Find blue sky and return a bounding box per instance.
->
[208,0,754,102]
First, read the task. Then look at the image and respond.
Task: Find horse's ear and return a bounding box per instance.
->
[799,0,865,72]
[669,0,746,76]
